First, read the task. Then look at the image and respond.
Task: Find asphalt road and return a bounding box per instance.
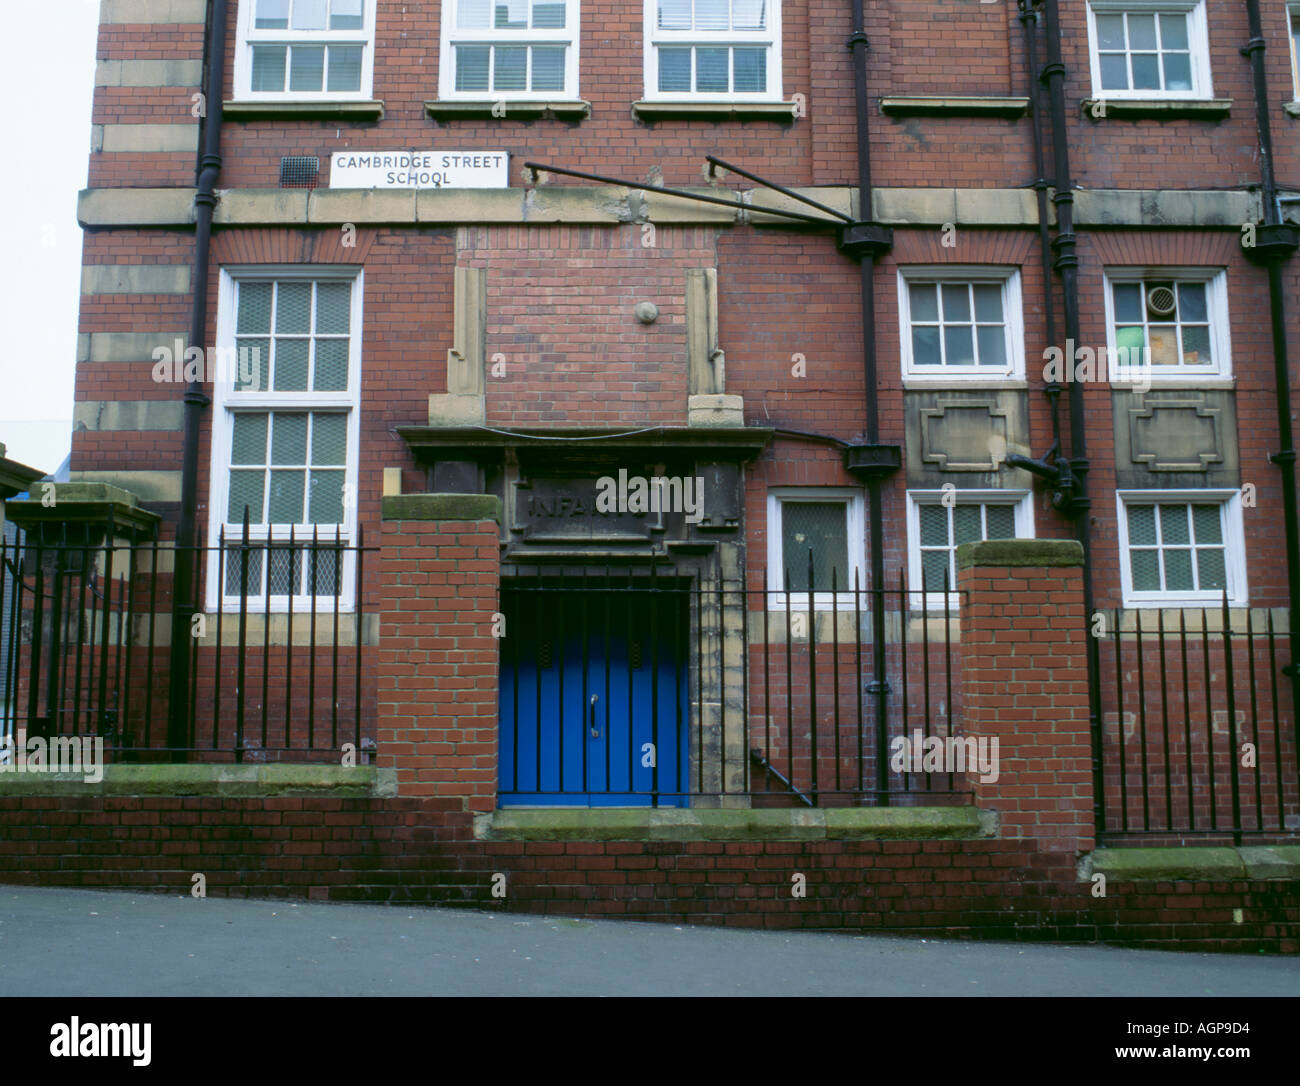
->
[1,885,1296,996]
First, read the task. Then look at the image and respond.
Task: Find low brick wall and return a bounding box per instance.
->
[1,795,1298,950]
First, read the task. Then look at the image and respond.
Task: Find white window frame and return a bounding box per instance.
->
[1085,0,1212,100]
[897,266,1025,383]
[1289,4,1300,101]
[1102,267,1231,384]
[1116,490,1247,607]
[438,0,581,101]
[642,0,783,102]
[766,488,865,611]
[206,266,364,613]
[906,490,1035,611]
[233,0,378,102]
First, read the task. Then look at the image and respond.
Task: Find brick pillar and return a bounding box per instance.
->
[377,494,501,809]
[956,539,1095,854]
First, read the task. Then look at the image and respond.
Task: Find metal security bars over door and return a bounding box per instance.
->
[0,524,376,764]
[496,561,966,808]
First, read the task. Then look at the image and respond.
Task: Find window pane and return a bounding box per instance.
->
[275,339,310,390]
[911,326,941,366]
[1181,324,1211,365]
[309,471,346,523]
[658,0,691,30]
[292,0,328,30]
[1158,12,1189,50]
[1162,52,1191,91]
[1100,53,1130,90]
[289,46,325,92]
[1113,282,1143,322]
[1115,325,1146,365]
[922,550,950,593]
[1148,326,1178,366]
[733,48,765,93]
[495,0,528,29]
[256,0,290,29]
[1176,282,1207,322]
[238,282,273,334]
[918,504,948,548]
[251,46,287,92]
[734,0,766,30]
[781,502,848,592]
[327,45,363,92]
[972,283,1002,322]
[531,46,566,91]
[494,46,528,92]
[269,471,306,522]
[696,48,729,93]
[1164,548,1194,591]
[984,504,1016,540]
[1096,13,1126,51]
[306,546,341,594]
[1131,549,1160,591]
[696,0,729,31]
[533,2,566,29]
[315,282,351,334]
[659,47,692,92]
[1128,504,1157,546]
[908,282,938,323]
[455,45,491,92]
[231,414,268,465]
[1197,548,1226,591]
[330,0,363,29]
[1192,504,1223,544]
[228,471,266,523]
[944,325,975,366]
[953,504,982,545]
[276,282,312,334]
[236,339,269,391]
[1130,53,1160,90]
[314,339,349,390]
[312,414,348,465]
[977,326,1007,367]
[1127,14,1157,50]
[271,413,309,465]
[941,283,970,322]
[267,548,301,596]
[458,0,490,28]
[1159,504,1189,544]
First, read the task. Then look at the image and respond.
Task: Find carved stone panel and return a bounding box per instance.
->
[905,390,1032,487]
[1112,389,1238,488]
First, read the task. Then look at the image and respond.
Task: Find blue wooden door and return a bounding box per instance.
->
[499,586,688,806]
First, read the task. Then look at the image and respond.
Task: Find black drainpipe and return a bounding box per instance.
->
[840,0,898,806]
[1240,0,1300,733]
[168,0,228,755]
[1039,0,1106,836]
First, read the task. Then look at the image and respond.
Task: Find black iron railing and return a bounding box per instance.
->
[1096,593,1299,843]
[496,561,967,808]
[0,524,377,764]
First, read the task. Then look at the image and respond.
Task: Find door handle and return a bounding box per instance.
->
[589,695,599,738]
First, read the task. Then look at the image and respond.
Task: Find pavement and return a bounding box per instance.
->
[1,885,1296,997]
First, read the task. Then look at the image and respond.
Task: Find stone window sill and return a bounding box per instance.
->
[1080,98,1231,121]
[1285,101,1300,118]
[880,95,1030,118]
[222,99,385,121]
[424,99,590,121]
[631,100,798,122]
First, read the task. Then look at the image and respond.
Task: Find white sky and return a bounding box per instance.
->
[0,5,100,474]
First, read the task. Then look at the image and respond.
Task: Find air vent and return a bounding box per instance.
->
[1146,285,1177,318]
[279,156,320,189]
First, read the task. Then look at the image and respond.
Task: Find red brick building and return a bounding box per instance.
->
[2,0,1299,945]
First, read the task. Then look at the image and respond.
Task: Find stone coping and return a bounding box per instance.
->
[475,805,989,841]
[0,764,395,797]
[381,493,502,523]
[956,538,1084,569]
[1087,845,1300,882]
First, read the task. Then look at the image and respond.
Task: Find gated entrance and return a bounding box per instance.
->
[498,580,689,806]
